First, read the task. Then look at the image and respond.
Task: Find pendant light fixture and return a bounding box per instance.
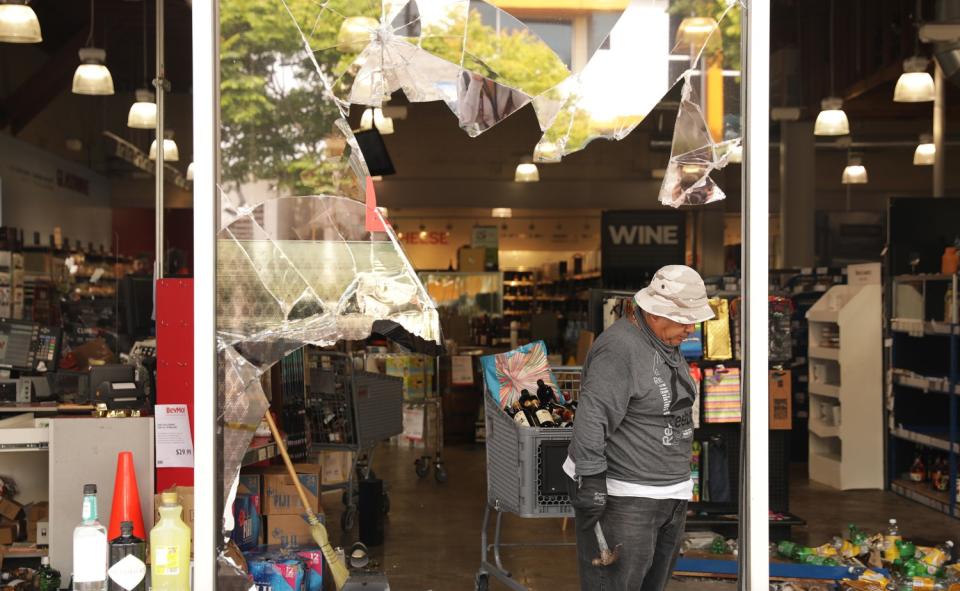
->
[186,162,195,180]
[491,208,513,218]
[127,1,156,128]
[149,130,180,161]
[514,161,539,183]
[815,0,849,136]
[72,0,113,95]
[895,5,935,103]
[841,154,868,184]
[0,1,42,43]
[913,133,935,165]
[359,107,394,135]
[894,56,935,103]
[675,15,718,55]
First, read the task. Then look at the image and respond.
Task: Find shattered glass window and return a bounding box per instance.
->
[216,0,742,582]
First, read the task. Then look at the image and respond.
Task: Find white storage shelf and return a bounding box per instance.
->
[805,281,884,490]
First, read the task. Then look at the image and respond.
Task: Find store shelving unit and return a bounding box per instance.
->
[887,273,959,518]
[806,279,884,490]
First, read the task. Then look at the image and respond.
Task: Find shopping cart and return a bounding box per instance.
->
[413,356,447,482]
[476,366,581,591]
[303,350,404,531]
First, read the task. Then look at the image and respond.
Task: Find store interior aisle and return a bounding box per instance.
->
[324,445,958,591]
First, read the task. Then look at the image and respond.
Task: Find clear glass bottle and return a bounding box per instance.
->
[73,483,108,591]
[150,491,192,591]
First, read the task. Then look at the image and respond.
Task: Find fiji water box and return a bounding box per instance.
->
[296,550,324,591]
[231,474,262,550]
[248,554,305,591]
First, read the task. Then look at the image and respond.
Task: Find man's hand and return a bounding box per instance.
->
[568,472,607,530]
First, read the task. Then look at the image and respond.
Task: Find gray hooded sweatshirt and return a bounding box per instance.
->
[567,313,697,486]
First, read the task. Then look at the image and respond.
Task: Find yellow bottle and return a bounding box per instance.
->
[150,491,191,590]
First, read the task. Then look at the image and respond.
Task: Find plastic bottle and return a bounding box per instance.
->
[921,541,954,570]
[885,518,902,562]
[149,491,191,591]
[897,577,946,590]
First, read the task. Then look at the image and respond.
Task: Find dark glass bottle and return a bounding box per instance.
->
[36,557,61,591]
[536,379,556,406]
[108,520,147,591]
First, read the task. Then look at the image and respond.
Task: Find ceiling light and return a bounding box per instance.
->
[186,162,195,180]
[127,88,157,129]
[359,107,394,135]
[72,47,114,95]
[514,162,539,183]
[841,156,867,184]
[533,141,560,162]
[914,134,935,166]
[337,16,377,53]
[0,2,42,43]
[491,208,513,218]
[814,97,849,136]
[727,143,742,164]
[149,131,180,162]
[675,16,718,54]
[894,56,935,102]
[65,138,83,152]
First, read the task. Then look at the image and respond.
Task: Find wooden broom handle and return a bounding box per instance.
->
[263,411,318,520]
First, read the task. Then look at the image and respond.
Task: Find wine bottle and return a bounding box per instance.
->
[536,379,556,406]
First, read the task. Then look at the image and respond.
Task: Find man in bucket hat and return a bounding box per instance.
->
[564,265,715,591]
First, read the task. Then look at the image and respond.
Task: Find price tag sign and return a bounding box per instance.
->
[402,406,425,441]
[155,404,194,468]
[451,355,474,385]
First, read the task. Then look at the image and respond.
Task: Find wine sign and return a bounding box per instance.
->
[601,210,686,288]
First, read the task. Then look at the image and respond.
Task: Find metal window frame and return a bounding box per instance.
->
[190,1,770,587]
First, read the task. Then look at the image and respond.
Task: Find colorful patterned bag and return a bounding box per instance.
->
[480,340,560,409]
[703,365,741,423]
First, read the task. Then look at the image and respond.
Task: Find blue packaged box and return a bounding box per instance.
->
[296,549,324,591]
[231,491,262,550]
[248,554,305,591]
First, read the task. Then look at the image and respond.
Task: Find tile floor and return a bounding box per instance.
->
[322,445,959,591]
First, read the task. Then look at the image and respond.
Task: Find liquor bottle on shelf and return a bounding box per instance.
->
[150,492,192,591]
[73,484,108,591]
[36,557,61,591]
[108,521,146,591]
[909,454,926,482]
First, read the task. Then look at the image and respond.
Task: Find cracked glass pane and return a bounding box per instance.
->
[216,0,742,573]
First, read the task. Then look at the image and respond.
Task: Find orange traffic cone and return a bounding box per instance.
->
[108,451,145,541]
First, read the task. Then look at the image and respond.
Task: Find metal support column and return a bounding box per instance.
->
[191,0,218,588]
[934,61,945,198]
[741,0,770,589]
[154,0,166,277]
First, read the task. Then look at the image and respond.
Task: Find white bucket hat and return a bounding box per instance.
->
[634,265,715,324]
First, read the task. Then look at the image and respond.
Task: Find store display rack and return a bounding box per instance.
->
[805,278,884,490]
[887,273,959,518]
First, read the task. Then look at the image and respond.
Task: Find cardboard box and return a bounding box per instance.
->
[769,369,792,431]
[0,523,15,545]
[297,549,324,591]
[252,465,321,515]
[264,513,321,548]
[401,374,426,401]
[0,497,22,521]
[231,475,262,551]
[319,451,352,486]
[458,247,486,272]
[247,552,306,591]
[23,502,47,543]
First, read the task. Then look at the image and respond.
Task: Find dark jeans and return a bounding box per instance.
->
[572,493,688,591]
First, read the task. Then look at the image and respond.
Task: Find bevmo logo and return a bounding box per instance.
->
[165,406,187,414]
[607,224,679,246]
